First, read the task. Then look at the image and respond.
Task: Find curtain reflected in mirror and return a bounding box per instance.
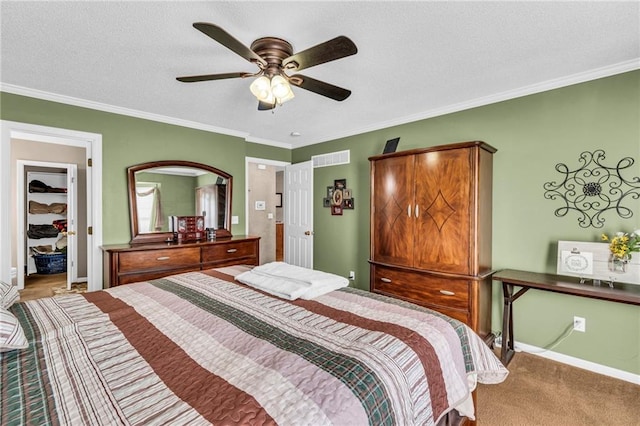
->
[135,182,164,232]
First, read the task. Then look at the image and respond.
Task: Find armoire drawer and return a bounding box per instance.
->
[372,265,470,311]
[118,247,201,273]
[202,240,258,265]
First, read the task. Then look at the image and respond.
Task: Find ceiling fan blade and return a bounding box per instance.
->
[176,72,252,83]
[289,74,351,101]
[193,22,267,66]
[283,36,357,72]
[258,100,276,111]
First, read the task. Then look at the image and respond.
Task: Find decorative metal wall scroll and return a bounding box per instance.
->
[323,179,354,215]
[543,150,640,228]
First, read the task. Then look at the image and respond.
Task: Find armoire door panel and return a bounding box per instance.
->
[371,155,415,266]
[413,148,473,274]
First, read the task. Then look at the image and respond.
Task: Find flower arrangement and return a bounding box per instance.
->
[601,230,640,260]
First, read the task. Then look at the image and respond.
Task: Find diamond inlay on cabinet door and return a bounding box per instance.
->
[424,190,456,231]
[379,195,405,230]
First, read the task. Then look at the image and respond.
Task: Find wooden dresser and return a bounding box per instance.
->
[102,235,260,287]
[369,141,496,341]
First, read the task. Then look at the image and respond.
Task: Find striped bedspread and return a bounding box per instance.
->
[1,266,507,425]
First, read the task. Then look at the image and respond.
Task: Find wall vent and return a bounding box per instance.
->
[312,150,350,168]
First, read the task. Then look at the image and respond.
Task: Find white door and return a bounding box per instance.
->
[65,165,78,289]
[284,161,313,268]
[16,161,78,290]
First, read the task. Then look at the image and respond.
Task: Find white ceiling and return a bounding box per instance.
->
[1,1,639,149]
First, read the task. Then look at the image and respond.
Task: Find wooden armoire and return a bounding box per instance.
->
[369,141,496,342]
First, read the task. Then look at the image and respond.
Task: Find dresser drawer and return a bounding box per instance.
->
[372,265,470,311]
[202,240,258,264]
[118,247,201,273]
[117,266,202,285]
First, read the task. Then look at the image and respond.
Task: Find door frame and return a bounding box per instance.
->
[0,120,103,292]
[244,157,290,260]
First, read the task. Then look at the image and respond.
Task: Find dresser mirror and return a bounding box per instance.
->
[128,160,232,243]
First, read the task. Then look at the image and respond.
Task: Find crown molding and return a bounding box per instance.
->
[294,58,640,148]
[3,58,638,150]
[0,83,253,138]
[244,136,292,150]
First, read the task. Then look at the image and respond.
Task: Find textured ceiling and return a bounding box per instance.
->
[1,1,639,149]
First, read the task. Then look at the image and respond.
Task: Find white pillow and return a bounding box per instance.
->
[0,280,19,308]
[0,307,29,352]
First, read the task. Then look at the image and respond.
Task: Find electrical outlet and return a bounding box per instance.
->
[573,316,586,332]
[349,271,355,280]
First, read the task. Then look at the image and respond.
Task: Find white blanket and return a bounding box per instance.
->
[235,262,349,300]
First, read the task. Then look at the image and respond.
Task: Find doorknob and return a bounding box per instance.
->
[304,231,314,235]
[67,231,77,236]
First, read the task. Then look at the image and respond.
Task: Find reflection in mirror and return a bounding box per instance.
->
[128,161,232,243]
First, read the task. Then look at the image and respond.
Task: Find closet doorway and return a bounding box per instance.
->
[17,160,78,291]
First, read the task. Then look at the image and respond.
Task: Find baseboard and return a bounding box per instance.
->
[495,339,640,385]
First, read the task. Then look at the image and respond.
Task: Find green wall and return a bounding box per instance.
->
[2,70,638,375]
[1,92,288,243]
[293,70,640,375]
[136,172,197,232]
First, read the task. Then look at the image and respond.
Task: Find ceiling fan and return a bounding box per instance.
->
[176,23,358,110]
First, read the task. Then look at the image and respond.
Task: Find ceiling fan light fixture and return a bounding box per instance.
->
[250,76,273,101]
[271,75,295,103]
[250,74,295,106]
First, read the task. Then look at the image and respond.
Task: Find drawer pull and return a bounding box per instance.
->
[227,249,238,253]
[156,256,171,261]
[439,290,455,296]
[380,277,392,283]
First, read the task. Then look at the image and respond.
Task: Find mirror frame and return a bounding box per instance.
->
[127,160,233,244]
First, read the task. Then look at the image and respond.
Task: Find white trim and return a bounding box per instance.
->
[293,59,640,148]
[3,59,638,149]
[0,83,290,148]
[496,340,640,385]
[0,120,103,292]
[245,157,291,168]
[244,157,291,236]
[245,136,292,150]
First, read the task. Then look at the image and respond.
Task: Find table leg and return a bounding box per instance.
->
[501,283,516,365]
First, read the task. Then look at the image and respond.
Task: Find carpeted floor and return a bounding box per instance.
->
[476,350,639,425]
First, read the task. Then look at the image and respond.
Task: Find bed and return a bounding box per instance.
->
[1,264,507,425]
